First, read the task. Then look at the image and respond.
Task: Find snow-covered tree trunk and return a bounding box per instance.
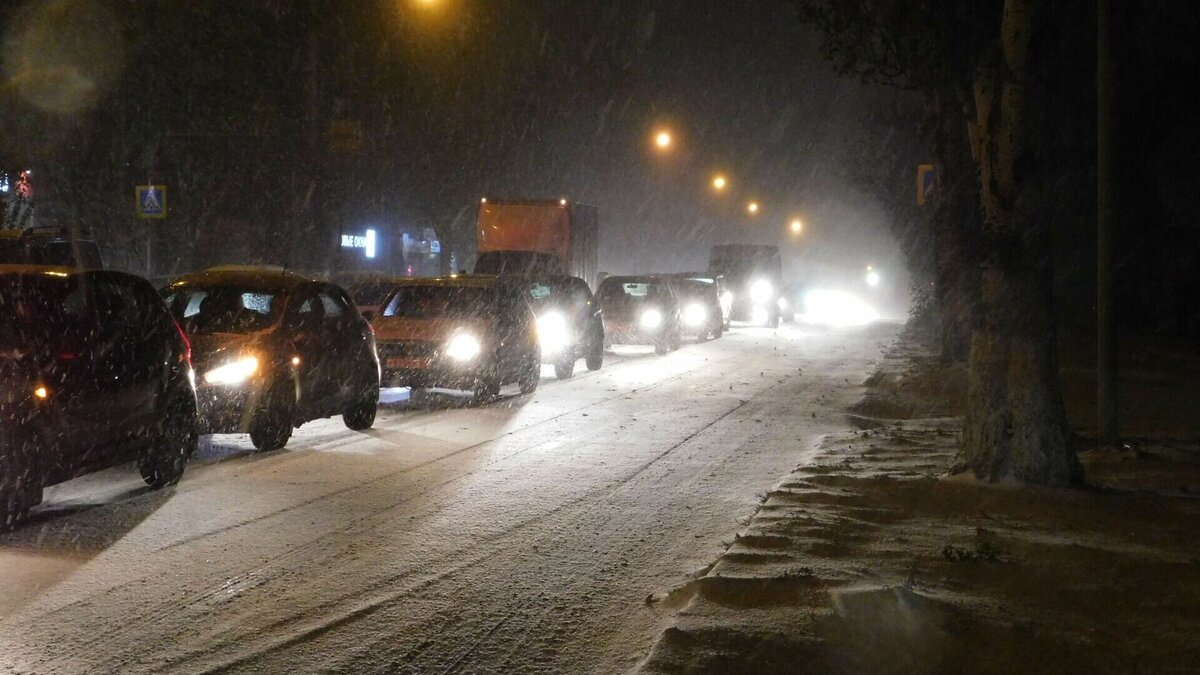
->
[953,0,1082,485]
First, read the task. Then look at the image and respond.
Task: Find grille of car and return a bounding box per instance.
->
[379,341,439,359]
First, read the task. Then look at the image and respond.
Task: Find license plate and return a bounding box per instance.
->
[386,357,426,369]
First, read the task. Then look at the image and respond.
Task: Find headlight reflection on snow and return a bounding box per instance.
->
[802,289,879,327]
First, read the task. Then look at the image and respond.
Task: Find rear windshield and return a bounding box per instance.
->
[163,284,285,334]
[0,274,96,352]
[348,281,396,307]
[382,285,495,319]
[27,240,104,269]
[598,280,667,304]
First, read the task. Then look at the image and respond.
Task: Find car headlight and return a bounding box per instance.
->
[203,355,259,385]
[445,333,482,361]
[536,311,571,356]
[640,308,664,330]
[777,297,788,310]
[683,303,707,326]
[749,280,773,305]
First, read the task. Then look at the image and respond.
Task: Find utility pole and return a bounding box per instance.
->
[1097,0,1119,449]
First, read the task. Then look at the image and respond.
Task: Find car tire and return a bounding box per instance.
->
[712,324,723,339]
[0,436,39,532]
[585,344,603,371]
[249,383,294,451]
[768,310,780,328]
[554,357,575,380]
[654,339,669,355]
[140,394,197,489]
[343,383,379,431]
[519,355,541,394]
[670,329,683,351]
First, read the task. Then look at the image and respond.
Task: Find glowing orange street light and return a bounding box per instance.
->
[712,174,728,191]
[747,201,760,215]
[654,130,673,151]
[790,218,803,234]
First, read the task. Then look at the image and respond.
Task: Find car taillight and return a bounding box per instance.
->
[173,319,192,366]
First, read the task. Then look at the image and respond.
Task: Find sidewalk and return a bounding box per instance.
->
[636,330,1200,674]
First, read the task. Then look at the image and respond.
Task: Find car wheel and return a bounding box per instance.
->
[768,310,780,328]
[343,383,379,431]
[654,339,669,355]
[554,357,575,380]
[696,330,709,343]
[712,324,723,339]
[249,384,294,451]
[670,329,683,351]
[140,394,197,489]
[519,355,541,394]
[0,436,39,532]
[585,344,604,371]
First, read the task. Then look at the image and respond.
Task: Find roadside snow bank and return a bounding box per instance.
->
[636,330,1200,674]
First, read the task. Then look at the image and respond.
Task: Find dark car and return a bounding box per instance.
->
[668,275,725,342]
[0,227,104,269]
[162,266,380,452]
[344,276,406,320]
[1,266,197,529]
[372,275,541,400]
[527,275,605,379]
[597,275,682,355]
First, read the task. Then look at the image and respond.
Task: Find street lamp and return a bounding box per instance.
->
[790,218,803,235]
[654,130,673,151]
[747,201,760,215]
[712,174,728,191]
[866,266,881,287]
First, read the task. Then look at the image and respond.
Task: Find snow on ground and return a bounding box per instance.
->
[637,329,1200,674]
[0,321,897,674]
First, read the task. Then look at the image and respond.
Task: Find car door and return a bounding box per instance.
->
[283,287,332,409]
[88,274,166,463]
[317,285,362,402]
[495,286,529,377]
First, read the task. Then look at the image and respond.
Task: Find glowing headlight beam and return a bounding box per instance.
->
[683,303,707,327]
[445,333,482,361]
[749,279,773,305]
[203,355,260,385]
[640,308,664,330]
[536,311,571,355]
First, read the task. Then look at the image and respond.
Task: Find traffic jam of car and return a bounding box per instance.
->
[1,199,797,530]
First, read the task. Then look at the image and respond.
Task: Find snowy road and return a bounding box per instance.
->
[0,321,896,674]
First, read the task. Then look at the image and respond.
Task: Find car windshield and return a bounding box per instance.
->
[382,285,495,319]
[162,284,285,334]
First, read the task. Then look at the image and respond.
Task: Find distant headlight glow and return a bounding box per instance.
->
[640,308,664,330]
[203,355,260,385]
[446,333,482,361]
[683,303,707,326]
[803,289,880,326]
[749,279,773,305]
[537,311,571,356]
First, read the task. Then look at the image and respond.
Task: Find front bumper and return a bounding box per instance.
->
[195,383,264,434]
[378,347,484,390]
[605,321,667,346]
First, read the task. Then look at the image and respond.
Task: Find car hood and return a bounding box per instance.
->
[372,317,492,344]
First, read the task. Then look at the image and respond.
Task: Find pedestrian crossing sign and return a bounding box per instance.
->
[136,185,167,219]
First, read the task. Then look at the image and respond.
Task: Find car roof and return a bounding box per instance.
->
[390,274,502,289]
[601,275,668,284]
[165,266,315,290]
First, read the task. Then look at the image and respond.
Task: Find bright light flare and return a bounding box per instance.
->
[536,311,571,356]
[866,270,881,287]
[749,279,773,305]
[683,303,707,327]
[802,289,879,327]
[654,130,672,150]
[747,201,760,214]
[446,333,482,361]
[203,355,260,385]
[33,385,49,400]
[790,219,803,234]
[712,175,727,191]
[640,308,664,330]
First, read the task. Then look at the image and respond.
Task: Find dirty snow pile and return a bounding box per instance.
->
[636,337,1200,674]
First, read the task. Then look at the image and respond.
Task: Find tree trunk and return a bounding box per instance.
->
[953,0,1082,485]
[931,91,981,364]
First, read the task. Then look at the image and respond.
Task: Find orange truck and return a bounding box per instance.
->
[474,199,599,287]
